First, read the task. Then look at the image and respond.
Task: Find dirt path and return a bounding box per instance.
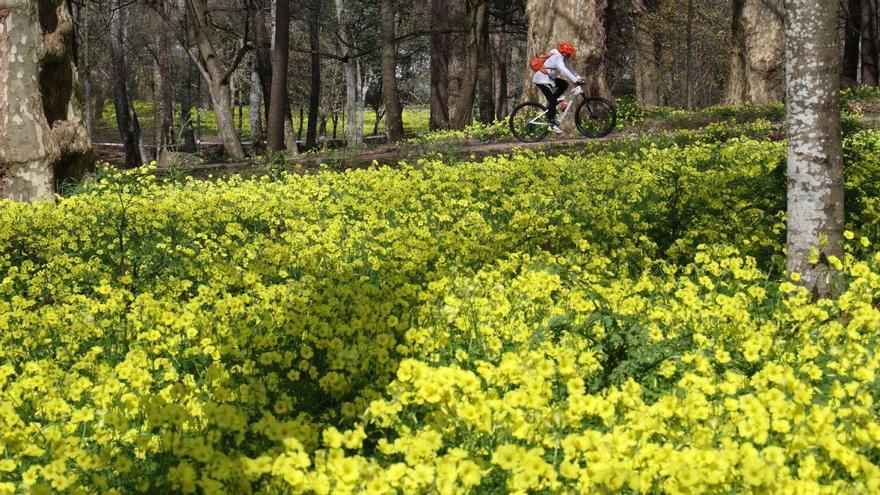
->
[145,108,800,178]
[170,132,627,178]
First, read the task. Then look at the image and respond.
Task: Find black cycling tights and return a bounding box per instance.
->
[537,79,569,122]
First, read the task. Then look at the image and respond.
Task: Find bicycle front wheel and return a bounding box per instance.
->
[509,102,551,143]
[575,97,617,138]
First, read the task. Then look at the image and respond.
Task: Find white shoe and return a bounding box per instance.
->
[551,125,563,134]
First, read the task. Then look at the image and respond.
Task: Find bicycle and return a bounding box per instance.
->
[509,83,617,143]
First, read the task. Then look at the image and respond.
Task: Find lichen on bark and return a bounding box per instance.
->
[784,0,845,298]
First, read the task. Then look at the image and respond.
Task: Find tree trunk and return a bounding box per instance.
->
[178,0,197,152]
[724,0,784,104]
[185,0,246,159]
[508,42,521,111]
[261,0,296,150]
[255,0,272,129]
[685,0,693,109]
[493,31,508,120]
[862,0,879,85]
[477,7,494,125]
[523,0,610,102]
[632,0,661,107]
[305,5,320,150]
[357,65,369,139]
[379,0,404,141]
[267,0,289,151]
[336,0,365,145]
[205,80,243,158]
[785,0,844,298]
[157,31,174,148]
[78,0,92,133]
[430,0,451,129]
[236,75,243,135]
[109,0,142,167]
[1,0,94,201]
[250,57,264,143]
[283,104,296,150]
[842,0,860,86]
[451,0,488,129]
[92,86,105,130]
[153,60,161,152]
[373,107,385,136]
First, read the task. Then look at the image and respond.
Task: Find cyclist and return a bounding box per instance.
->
[531,43,586,133]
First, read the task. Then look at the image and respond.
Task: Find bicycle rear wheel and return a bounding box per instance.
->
[575,97,616,138]
[509,102,551,143]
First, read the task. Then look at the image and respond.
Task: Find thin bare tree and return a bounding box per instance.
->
[267,0,290,151]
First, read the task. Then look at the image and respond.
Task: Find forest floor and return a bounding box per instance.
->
[154,112,790,178]
[167,132,626,178]
[95,97,880,178]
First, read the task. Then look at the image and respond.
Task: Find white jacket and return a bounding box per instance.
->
[532,49,581,86]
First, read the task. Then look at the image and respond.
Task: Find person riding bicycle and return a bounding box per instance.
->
[531,43,586,133]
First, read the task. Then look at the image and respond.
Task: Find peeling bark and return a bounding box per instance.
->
[725,0,784,104]
[785,0,845,298]
[1,0,94,201]
[523,0,610,103]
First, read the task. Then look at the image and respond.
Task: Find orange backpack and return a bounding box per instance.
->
[529,51,552,74]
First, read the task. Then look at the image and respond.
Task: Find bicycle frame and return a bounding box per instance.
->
[527,84,584,127]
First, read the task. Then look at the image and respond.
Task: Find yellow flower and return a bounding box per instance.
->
[492,444,522,470]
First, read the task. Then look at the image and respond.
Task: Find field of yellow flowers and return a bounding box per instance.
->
[1,130,879,494]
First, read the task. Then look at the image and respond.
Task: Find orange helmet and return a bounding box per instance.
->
[558,43,576,56]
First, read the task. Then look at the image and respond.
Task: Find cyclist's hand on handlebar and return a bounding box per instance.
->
[576,77,587,85]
